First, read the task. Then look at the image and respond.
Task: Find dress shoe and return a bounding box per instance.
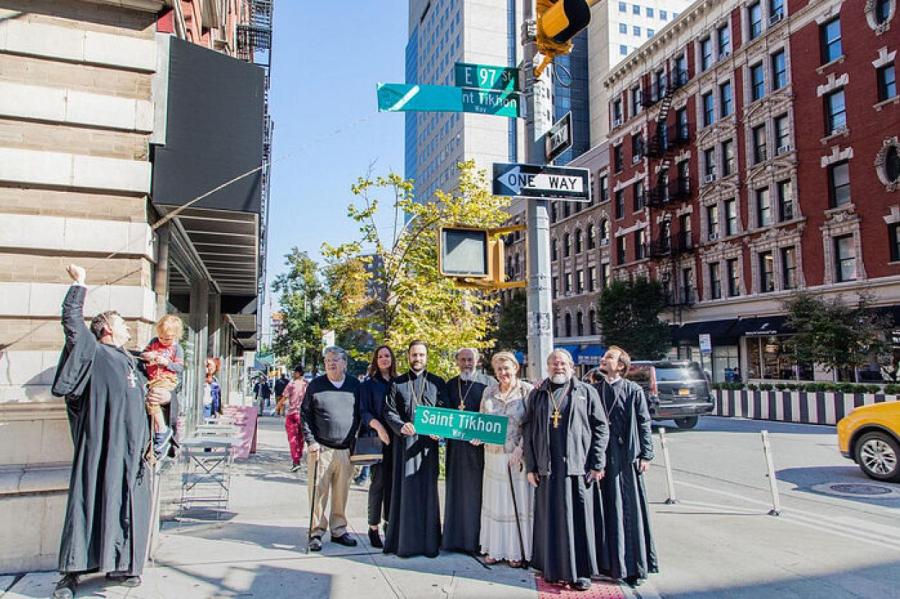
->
[368,528,383,548]
[331,533,358,547]
[52,574,78,599]
[308,537,322,551]
[573,578,592,591]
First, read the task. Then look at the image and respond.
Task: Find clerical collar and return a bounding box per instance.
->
[329,376,345,388]
[604,375,623,384]
[549,380,568,391]
[410,369,425,379]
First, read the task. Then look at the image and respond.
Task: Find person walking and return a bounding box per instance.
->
[284,366,308,472]
[358,345,396,548]
[274,371,290,416]
[301,346,360,551]
[477,351,534,567]
[203,358,222,420]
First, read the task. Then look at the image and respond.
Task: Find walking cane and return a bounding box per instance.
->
[507,463,529,569]
[306,452,319,554]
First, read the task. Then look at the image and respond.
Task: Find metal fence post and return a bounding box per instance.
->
[761,430,782,516]
[658,427,677,505]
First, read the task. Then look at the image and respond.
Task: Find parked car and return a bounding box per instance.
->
[837,402,900,483]
[584,360,715,429]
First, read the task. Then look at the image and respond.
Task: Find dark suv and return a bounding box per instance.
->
[585,360,714,429]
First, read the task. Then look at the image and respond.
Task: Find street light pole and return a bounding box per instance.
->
[523,0,554,381]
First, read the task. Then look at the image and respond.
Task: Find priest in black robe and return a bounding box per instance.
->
[50,265,170,599]
[383,340,446,558]
[594,346,658,588]
[524,349,609,592]
[440,348,492,553]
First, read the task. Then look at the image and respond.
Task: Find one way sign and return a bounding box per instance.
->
[492,163,591,202]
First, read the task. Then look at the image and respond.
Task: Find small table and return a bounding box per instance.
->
[179,436,242,514]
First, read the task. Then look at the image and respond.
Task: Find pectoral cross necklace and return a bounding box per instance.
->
[456,376,475,411]
[549,380,571,429]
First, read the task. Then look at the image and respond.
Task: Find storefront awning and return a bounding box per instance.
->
[672,319,737,344]
[731,316,791,337]
[577,344,606,365]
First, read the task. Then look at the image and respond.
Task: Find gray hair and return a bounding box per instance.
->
[546,348,574,368]
[323,346,348,363]
[455,347,480,361]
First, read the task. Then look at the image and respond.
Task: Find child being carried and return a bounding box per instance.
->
[140,315,185,458]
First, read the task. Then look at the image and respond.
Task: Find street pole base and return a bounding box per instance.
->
[767,509,781,517]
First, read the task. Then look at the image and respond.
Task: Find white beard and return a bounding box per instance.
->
[550,373,570,384]
[459,370,474,382]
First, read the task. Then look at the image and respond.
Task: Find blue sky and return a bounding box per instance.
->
[264,2,408,318]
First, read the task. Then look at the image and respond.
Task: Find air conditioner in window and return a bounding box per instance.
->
[704,173,717,184]
[613,117,623,127]
[719,50,731,60]
[769,12,783,26]
[777,144,794,155]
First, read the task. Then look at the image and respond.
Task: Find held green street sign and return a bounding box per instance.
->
[454,62,520,92]
[376,83,521,118]
[414,405,508,445]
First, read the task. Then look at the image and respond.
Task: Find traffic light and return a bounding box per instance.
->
[535,0,598,77]
[439,225,527,290]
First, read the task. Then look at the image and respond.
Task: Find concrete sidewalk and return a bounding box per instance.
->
[3,417,633,599]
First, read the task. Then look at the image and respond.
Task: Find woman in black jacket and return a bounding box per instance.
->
[358,345,397,548]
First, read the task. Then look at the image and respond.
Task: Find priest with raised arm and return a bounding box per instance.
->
[441,348,492,554]
[383,340,446,558]
[51,265,170,599]
[524,349,609,592]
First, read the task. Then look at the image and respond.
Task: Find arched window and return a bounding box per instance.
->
[589,309,596,335]
[576,311,584,337]
[600,219,610,245]
[564,233,571,257]
[564,202,571,218]
[575,229,583,253]
[551,203,558,222]
[551,238,558,261]
[565,313,573,337]
[587,224,596,249]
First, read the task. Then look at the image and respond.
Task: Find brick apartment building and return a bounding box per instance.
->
[602,0,899,382]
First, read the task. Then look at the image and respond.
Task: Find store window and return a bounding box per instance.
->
[747,335,814,380]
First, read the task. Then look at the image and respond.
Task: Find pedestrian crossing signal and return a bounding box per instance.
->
[438,225,527,290]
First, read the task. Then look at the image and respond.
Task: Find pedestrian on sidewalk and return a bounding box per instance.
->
[301,346,361,551]
[441,348,492,554]
[284,365,308,472]
[476,351,534,567]
[274,371,290,416]
[594,346,658,588]
[358,345,397,548]
[203,357,222,420]
[255,375,272,412]
[383,340,445,558]
[524,349,609,592]
[50,265,171,599]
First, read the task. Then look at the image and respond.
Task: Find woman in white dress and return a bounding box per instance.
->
[476,351,534,567]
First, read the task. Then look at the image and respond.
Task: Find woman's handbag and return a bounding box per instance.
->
[350,434,384,465]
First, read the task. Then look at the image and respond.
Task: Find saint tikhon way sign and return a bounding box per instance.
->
[376,83,521,118]
[414,405,508,445]
[493,162,591,202]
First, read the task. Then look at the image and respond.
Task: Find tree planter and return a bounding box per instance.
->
[712,389,899,425]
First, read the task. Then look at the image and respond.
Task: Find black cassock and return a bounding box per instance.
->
[383,370,446,558]
[524,379,609,584]
[440,373,492,553]
[51,285,152,576]
[595,377,658,581]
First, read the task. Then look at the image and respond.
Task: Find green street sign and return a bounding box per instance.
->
[414,405,508,445]
[455,62,520,92]
[376,83,521,118]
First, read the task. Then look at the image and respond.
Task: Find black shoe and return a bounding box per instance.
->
[308,537,322,551]
[106,572,141,588]
[573,578,592,591]
[290,462,301,472]
[368,528,383,548]
[52,574,78,599]
[624,576,643,588]
[331,533,358,547]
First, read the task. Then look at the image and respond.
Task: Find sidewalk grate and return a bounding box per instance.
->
[536,575,626,598]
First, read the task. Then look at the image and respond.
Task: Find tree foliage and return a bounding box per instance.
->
[492,291,527,353]
[783,291,893,380]
[271,249,328,373]
[597,277,670,359]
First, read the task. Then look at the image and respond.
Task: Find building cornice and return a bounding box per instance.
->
[78,0,166,13]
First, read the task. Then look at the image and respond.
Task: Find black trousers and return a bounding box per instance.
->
[367,443,393,527]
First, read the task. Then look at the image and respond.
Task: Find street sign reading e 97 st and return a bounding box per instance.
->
[493,162,591,202]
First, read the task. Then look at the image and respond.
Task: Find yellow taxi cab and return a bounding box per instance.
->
[837,401,900,483]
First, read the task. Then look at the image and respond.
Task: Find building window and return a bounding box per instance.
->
[633,25,641,36]
[576,311,584,336]
[757,187,772,227]
[575,229,583,254]
[614,144,624,172]
[632,133,644,161]
[750,62,765,101]
[748,2,763,40]
[565,272,573,293]
[769,0,785,21]
[619,23,628,34]
[674,54,688,84]
[679,213,692,248]
[821,17,842,64]
[589,309,597,335]
[725,198,738,235]
[565,312,572,336]
[600,219,610,245]
[709,262,722,299]
[601,263,610,288]
[718,25,731,57]
[635,229,646,259]
[722,139,735,176]
[631,85,642,116]
[677,160,690,194]
[615,189,625,219]
[551,203,558,223]
[876,0,892,24]
[776,180,793,221]
[577,270,584,294]
[774,114,790,152]
[617,236,626,263]
[552,276,558,299]
[727,258,740,296]
[655,69,667,99]
[825,89,847,134]
[632,3,640,15]
[752,124,767,163]
[878,64,897,102]
[646,7,654,17]
[613,99,623,124]
[771,50,787,90]
[660,10,668,20]
[588,224,596,249]
[707,204,720,240]
[759,251,775,292]
[829,161,851,207]
[890,224,900,262]
[703,147,716,178]
[702,91,715,127]
[676,107,689,140]
[681,267,694,303]
[599,175,609,202]
[834,235,856,282]
[588,266,596,291]
[720,81,733,117]
[564,233,571,257]
[633,180,645,211]
[782,246,797,289]
[886,146,900,184]
[551,238,558,261]
[620,44,628,56]
[648,28,655,37]
[700,37,713,71]
[618,1,626,12]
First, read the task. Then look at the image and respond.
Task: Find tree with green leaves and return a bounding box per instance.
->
[783,292,893,381]
[271,249,328,373]
[492,291,527,354]
[597,277,670,360]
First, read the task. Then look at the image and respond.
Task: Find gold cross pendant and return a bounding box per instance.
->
[552,409,561,429]
[458,402,465,411]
